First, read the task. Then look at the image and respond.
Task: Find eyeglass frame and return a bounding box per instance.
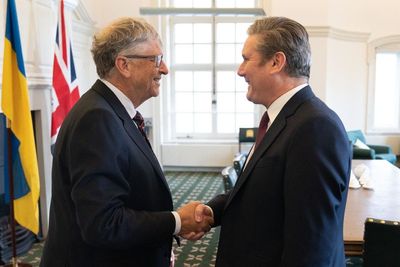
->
[122,54,163,68]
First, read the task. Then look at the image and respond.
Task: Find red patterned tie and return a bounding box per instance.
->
[255,111,270,149]
[133,111,151,147]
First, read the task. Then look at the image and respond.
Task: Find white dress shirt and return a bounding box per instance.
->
[244,83,308,168]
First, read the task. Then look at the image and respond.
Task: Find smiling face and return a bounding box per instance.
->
[126,39,168,103]
[112,38,169,107]
[237,35,278,107]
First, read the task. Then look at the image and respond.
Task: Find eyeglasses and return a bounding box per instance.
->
[122,54,163,68]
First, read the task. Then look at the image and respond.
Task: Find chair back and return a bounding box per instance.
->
[363,217,400,267]
[233,153,246,176]
[347,130,366,144]
[221,166,237,193]
[238,127,257,153]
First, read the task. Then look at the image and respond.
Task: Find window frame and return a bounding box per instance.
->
[367,35,400,134]
[163,14,261,142]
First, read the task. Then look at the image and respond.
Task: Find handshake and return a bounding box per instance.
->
[177,201,214,241]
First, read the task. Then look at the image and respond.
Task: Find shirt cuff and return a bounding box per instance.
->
[171,211,181,235]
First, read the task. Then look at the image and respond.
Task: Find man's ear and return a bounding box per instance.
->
[114,56,131,78]
[270,52,286,73]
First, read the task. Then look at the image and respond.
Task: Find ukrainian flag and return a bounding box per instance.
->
[1,0,40,234]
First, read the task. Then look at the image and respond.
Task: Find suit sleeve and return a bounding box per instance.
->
[67,108,175,249]
[281,114,351,266]
[207,193,229,227]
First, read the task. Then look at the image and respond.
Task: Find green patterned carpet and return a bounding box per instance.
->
[168,172,221,266]
[14,171,362,267]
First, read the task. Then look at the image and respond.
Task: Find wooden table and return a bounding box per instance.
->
[344,160,400,255]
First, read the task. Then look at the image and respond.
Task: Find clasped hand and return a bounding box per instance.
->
[177,201,214,241]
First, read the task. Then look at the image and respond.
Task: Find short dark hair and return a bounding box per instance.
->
[248,16,311,78]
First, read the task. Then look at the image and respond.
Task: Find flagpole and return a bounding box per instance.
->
[6,118,17,267]
[5,119,32,267]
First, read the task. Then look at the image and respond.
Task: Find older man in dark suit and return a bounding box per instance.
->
[40,17,212,267]
[199,17,351,267]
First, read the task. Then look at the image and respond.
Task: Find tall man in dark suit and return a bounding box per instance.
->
[204,17,351,266]
[40,17,213,267]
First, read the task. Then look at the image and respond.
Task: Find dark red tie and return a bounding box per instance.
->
[133,111,151,147]
[255,111,270,149]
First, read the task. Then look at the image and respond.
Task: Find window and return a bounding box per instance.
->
[164,0,261,141]
[368,37,400,133]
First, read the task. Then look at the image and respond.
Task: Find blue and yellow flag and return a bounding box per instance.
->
[1,0,40,234]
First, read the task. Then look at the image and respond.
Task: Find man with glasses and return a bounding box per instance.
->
[40,17,213,267]
[123,54,163,67]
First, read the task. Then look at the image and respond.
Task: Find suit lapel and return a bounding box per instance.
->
[92,80,170,190]
[225,86,315,208]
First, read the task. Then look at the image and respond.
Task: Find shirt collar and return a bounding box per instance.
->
[267,83,308,127]
[100,79,137,118]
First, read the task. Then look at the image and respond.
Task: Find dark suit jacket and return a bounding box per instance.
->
[41,80,175,267]
[208,86,351,267]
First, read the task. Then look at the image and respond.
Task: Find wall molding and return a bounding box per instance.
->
[367,35,400,64]
[72,1,96,50]
[368,35,400,50]
[307,26,370,42]
[73,0,95,27]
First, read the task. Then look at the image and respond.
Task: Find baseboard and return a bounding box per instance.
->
[163,166,222,172]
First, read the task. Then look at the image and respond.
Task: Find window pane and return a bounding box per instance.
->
[176,113,193,133]
[168,9,257,139]
[175,71,193,91]
[216,23,235,43]
[217,113,235,133]
[174,24,193,43]
[175,45,193,64]
[194,24,212,43]
[215,0,235,8]
[194,44,212,64]
[194,71,212,92]
[236,0,256,8]
[236,23,250,42]
[173,0,192,7]
[193,0,212,7]
[194,93,212,112]
[374,53,399,128]
[217,71,235,92]
[236,113,255,128]
[236,75,247,92]
[216,44,236,64]
[217,93,235,112]
[176,93,193,112]
[235,44,244,63]
[194,113,212,133]
[236,92,253,112]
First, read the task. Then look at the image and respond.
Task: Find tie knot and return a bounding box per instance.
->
[133,111,145,130]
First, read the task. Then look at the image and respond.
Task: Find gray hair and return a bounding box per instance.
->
[248,16,311,78]
[91,17,161,78]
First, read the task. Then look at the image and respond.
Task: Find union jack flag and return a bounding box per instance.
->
[51,0,80,145]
